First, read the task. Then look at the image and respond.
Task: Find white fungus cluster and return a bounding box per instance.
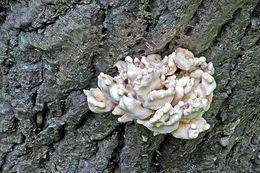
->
[84,48,216,139]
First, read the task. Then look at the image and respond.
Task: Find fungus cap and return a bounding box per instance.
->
[84,48,216,139]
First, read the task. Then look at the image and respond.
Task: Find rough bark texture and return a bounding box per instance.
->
[0,0,259,173]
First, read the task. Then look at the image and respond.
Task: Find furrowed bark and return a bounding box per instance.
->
[0,0,259,172]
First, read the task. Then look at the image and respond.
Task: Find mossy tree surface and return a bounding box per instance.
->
[0,0,259,172]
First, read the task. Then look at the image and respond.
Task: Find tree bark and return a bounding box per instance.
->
[0,0,259,172]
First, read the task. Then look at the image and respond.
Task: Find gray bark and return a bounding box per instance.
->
[0,0,259,172]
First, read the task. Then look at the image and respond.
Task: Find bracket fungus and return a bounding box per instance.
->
[83,48,216,139]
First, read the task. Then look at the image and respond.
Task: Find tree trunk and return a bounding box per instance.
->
[0,0,259,172]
